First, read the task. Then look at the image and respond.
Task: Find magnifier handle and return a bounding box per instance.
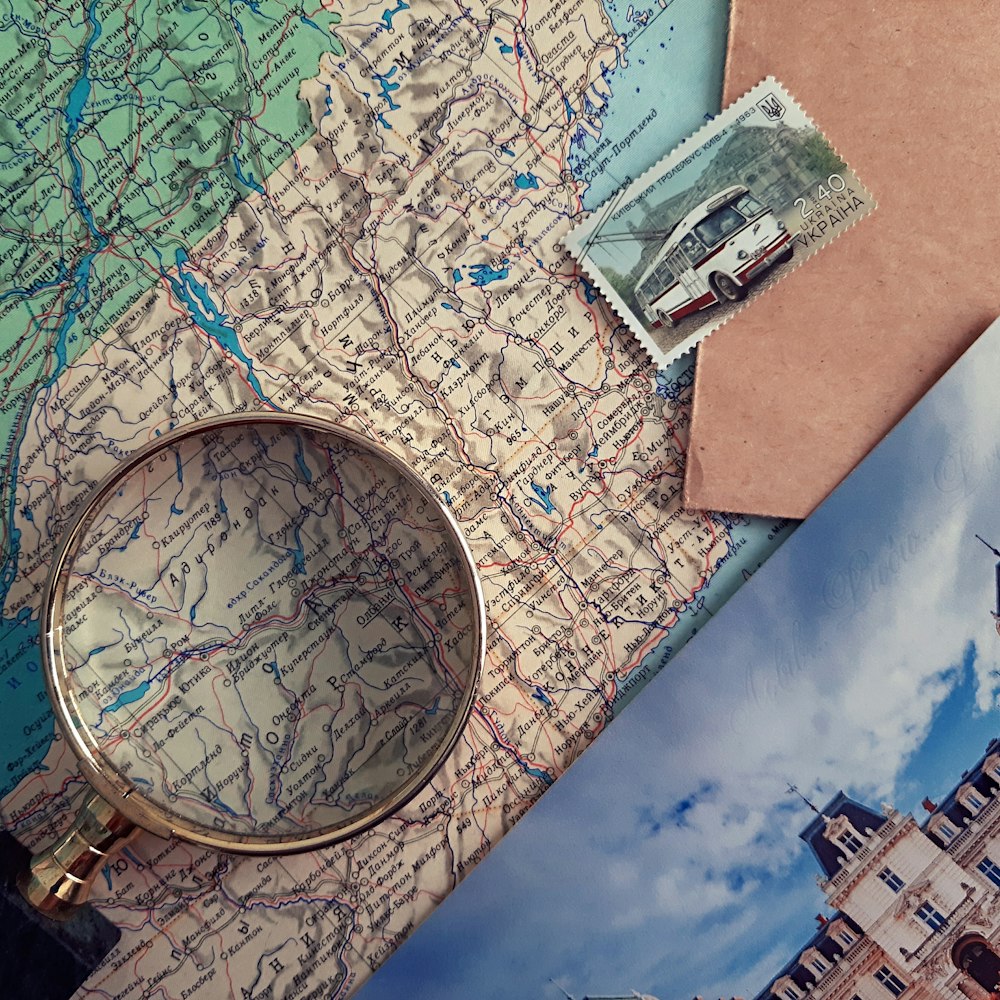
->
[17,789,140,918]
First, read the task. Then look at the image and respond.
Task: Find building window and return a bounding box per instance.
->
[875,966,907,996]
[967,791,984,810]
[937,820,957,841]
[838,830,863,853]
[878,867,905,892]
[916,900,947,932]
[978,855,1000,888]
[811,958,826,974]
[838,929,854,946]
[775,981,801,1000]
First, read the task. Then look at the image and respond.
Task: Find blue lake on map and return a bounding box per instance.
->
[167,249,273,405]
[382,2,409,30]
[374,67,401,110]
[527,480,557,514]
[467,262,509,287]
[232,152,266,195]
[105,681,151,714]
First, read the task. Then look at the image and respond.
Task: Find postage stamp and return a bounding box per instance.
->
[567,77,875,368]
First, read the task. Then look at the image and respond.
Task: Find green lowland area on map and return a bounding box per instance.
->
[0,0,344,794]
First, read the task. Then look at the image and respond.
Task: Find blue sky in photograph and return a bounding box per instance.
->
[359,319,1000,1000]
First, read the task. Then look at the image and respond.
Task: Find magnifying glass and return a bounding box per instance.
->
[18,413,485,917]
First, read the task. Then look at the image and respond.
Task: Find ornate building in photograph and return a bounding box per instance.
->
[739,738,1000,1000]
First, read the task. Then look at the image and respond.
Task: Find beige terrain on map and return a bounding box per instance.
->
[5,3,735,997]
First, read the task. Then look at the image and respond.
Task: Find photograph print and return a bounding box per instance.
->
[358,318,1000,1000]
[569,79,875,367]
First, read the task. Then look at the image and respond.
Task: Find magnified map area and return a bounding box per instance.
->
[51,419,480,846]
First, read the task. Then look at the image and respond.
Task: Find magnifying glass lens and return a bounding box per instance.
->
[48,419,480,850]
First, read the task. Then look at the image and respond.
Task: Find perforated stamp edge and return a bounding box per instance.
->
[566,77,876,370]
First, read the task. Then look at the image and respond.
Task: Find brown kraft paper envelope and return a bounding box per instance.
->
[683,0,998,519]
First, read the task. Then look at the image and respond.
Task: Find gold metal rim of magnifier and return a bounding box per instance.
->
[22,412,485,913]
